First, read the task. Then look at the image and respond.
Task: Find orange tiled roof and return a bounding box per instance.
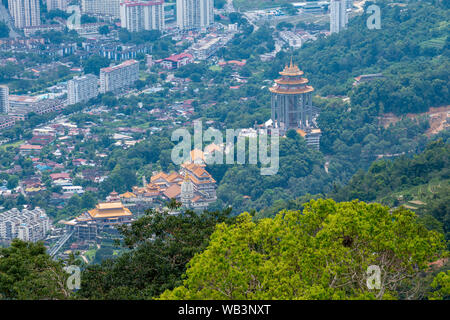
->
[151,172,169,183]
[163,184,181,199]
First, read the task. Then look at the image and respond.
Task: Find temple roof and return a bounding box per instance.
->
[279,58,304,76]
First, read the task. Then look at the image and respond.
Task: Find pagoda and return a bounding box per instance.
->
[269,59,315,133]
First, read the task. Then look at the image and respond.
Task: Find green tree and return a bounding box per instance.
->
[82,55,110,76]
[77,208,234,299]
[0,240,71,299]
[0,21,9,38]
[160,199,447,300]
[427,271,450,300]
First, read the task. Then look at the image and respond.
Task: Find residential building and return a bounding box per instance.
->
[157,52,193,70]
[176,0,213,30]
[279,31,303,49]
[0,85,9,114]
[0,116,15,130]
[120,0,165,32]
[46,0,67,11]
[81,0,121,19]
[99,59,139,93]
[330,0,347,34]
[8,0,41,29]
[8,96,65,120]
[67,74,99,105]
[0,207,50,242]
[23,24,64,37]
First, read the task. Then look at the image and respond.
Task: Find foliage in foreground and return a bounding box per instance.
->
[0,240,70,300]
[160,199,447,300]
[76,207,234,299]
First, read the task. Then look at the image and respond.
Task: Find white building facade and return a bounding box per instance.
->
[99,59,139,93]
[46,0,67,11]
[81,0,121,18]
[176,0,213,30]
[0,207,50,242]
[0,85,9,114]
[67,74,99,105]
[120,0,165,32]
[330,0,348,34]
[8,0,41,29]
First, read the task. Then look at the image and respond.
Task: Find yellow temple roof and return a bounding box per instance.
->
[88,201,132,218]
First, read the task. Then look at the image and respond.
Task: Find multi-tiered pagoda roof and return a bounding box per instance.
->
[269,59,314,95]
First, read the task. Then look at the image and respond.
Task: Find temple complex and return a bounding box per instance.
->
[269,59,321,149]
[118,164,217,210]
[62,201,133,242]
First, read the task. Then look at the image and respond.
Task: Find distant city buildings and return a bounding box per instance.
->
[176,0,214,30]
[99,59,139,93]
[67,74,99,105]
[46,0,67,12]
[81,0,121,19]
[120,0,165,32]
[8,0,41,29]
[0,207,50,242]
[279,31,303,49]
[330,0,348,34]
[0,85,9,114]
[8,96,65,120]
[157,52,193,70]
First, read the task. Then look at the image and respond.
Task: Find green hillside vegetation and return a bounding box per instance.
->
[330,139,450,245]
[160,199,447,300]
[205,1,449,213]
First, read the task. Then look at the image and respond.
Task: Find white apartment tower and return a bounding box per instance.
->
[99,60,139,93]
[176,0,213,30]
[120,0,165,32]
[81,0,121,18]
[67,74,99,105]
[8,0,41,29]
[0,85,9,114]
[0,207,50,242]
[330,0,348,34]
[46,0,67,11]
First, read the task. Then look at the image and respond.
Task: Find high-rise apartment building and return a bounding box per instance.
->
[120,0,165,32]
[81,0,121,18]
[0,85,9,114]
[46,0,67,12]
[176,0,213,30]
[67,74,99,105]
[330,0,348,34]
[0,207,50,242]
[8,0,41,29]
[99,60,139,93]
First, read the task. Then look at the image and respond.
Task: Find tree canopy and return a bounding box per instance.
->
[160,199,447,300]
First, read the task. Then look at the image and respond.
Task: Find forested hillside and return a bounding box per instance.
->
[209,0,450,213]
[330,139,449,245]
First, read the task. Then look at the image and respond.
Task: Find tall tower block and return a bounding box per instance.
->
[270,60,314,134]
